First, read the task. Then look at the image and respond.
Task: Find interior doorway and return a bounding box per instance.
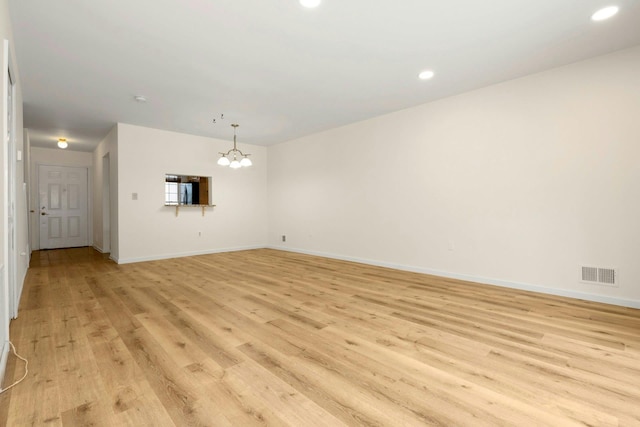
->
[102,154,110,253]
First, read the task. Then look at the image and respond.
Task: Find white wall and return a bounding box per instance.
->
[30,147,93,251]
[268,45,640,308]
[31,146,93,166]
[115,123,268,263]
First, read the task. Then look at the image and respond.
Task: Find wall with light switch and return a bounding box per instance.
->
[113,123,268,263]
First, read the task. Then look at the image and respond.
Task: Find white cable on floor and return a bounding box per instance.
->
[0,341,28,394]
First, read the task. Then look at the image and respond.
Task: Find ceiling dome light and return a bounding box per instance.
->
[57,138,68,149]
[418,70,435,80]
[591,6,619,21]
[300,0,321,8]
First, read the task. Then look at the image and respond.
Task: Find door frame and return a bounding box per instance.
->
[101,153,110,253]
[1,37,16,385]
[5,52,16,319]
[34,163,92,251]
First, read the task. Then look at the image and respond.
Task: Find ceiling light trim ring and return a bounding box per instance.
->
[419,70,435,80]
[591,5,619,21]
[300,0,321,8]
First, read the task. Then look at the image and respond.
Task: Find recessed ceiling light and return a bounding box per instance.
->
[300,0,321,8]
[57,138,68,149]
[591,5,619,21]
[418,70,435,80]
[134,95,147,103]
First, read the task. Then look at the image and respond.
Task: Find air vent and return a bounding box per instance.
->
[598,268,616,285]
[580,266,618,287]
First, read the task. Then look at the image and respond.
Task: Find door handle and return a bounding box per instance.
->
[41,212,49,216]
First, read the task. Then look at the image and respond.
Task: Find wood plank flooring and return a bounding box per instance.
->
[1,247,639,426]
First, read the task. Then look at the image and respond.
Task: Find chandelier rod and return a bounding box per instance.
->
[232,123,239,151]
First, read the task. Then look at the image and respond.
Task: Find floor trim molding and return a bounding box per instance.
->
[268,245,640,309]
[0,340,9,390]
[116,245,266,265]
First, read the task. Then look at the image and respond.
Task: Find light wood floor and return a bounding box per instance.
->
[1,248,639,426]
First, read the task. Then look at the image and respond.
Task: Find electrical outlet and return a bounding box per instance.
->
[198,231,202,237]
[132,193,138,200]
[282,235,286,242]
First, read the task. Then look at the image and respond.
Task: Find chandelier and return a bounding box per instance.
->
[217,124,252,169]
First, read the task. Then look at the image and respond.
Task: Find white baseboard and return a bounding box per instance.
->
[0,341,9,390]
[267,245,640,309]
[115,245,267,265]
[92,245,105,254]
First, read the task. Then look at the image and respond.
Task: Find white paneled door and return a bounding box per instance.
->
[38,165,88,249]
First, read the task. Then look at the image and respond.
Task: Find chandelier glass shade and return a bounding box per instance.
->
[218,124,252,168]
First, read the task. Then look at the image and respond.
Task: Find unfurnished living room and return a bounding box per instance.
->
[1,1,640,426]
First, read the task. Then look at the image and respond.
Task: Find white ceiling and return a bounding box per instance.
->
[9,0,640,152]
